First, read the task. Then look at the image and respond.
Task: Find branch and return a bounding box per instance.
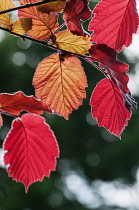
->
[0,0,62,15]
[0,26,48,46]
[0,26,104,75]
[0,111,17,118]
[83,57,108,77]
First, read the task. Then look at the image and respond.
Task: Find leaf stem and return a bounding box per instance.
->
[0,26,48,46]
[83,57,108,77]
[0,111,17,118]
[54,22,66,34]
[0,0,62,15]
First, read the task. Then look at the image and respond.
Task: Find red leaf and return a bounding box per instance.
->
[33,53,87,119]
[89,44,137,109]
[63,0,91,36]
[88,0,139,52]
[0,91,51,116]
[3,113,59,192]
[90,78,131,137]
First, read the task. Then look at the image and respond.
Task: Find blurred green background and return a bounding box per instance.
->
[0,0,139,209]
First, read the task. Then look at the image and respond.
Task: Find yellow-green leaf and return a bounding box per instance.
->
[0,0,15,29]
[52,30,92,55]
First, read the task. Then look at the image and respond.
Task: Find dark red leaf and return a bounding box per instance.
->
[89,44,129,95]
[89,44,136,109]
[63,0,91,36]
[90,78,131,137]
[3,113,59,192]
[88,0,139,52]
[0,91,51,116]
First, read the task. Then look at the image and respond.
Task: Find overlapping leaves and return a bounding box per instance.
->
[0,0,15,29]
[19,0,59,40]
[89,44,129,96]
[38,0,67,13]
[0,0,138,192]
[51,30,92,55]
[63,0,91,36]
[0,0,32,34]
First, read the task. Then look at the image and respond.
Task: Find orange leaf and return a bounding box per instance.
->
[0,0,15,29]
[18,0,38,19]
[28,11,59,40]
[33,53,87,119]
[52,30,92,55]
[19,0,59,40]
[11,18,32,35]
[38,0,67,14]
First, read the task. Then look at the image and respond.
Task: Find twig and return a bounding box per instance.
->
[0,111,17,118]
[0,26,48,46]
[83,57,108,77]
[0,26,104,76]
[54,22,66,34]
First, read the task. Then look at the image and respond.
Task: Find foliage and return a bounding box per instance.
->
[0,0,138,192]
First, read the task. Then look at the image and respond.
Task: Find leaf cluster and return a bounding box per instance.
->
[0,0,138,192]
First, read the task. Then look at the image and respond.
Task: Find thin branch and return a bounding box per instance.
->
[83,57,108,77]
[0,26,48,46]
[0,26,79,57]
[0,111,17,118]
[0,26,105,76]
[0,0,62,15]
[54,22,66,34]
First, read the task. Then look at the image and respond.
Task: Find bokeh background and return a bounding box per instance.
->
[0,0,139,209]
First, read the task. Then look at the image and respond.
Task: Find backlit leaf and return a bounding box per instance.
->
[63,0,91,36]
[89,44,129,95]
[28,11,58,40]
[88,0,139,52]
[0,91,51,116]
[18,0,38,19]
[0,0,15,29]
[90,78,131,137]
[19,0,59,40]
[4,113,59,192]
[38,0,67,14]
[89,44,137,109]
[52,30,92,55]
[33,53,87,119]
[11,18,32,35]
